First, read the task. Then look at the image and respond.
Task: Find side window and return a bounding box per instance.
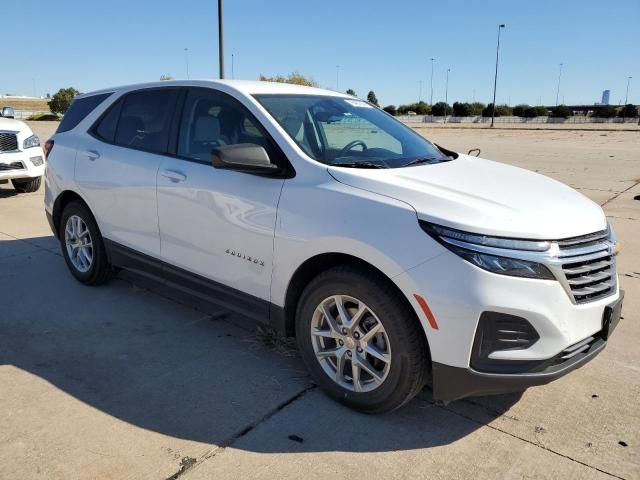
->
[114,89,179,154]
[57,92,112,133]
[92,97,123,143]
[177,88,275,162]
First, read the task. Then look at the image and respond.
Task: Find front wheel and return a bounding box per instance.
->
[296,265,430,413]
[11,176,41,193]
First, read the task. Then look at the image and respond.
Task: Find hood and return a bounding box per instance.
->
[327,155,606,240]
[0,116,28,132]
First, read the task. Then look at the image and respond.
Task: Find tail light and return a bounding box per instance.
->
[43,139,54,159]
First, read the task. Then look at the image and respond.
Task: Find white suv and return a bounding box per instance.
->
[0,107,46,192]
[44,80,623,413]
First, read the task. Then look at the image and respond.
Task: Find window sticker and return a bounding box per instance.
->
[344,99,373,108]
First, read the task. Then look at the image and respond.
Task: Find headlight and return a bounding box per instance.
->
[420,221,555,280]
[23,134,40,149]
[607,223,621,255]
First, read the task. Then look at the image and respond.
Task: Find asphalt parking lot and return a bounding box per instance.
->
[1,122,638,479]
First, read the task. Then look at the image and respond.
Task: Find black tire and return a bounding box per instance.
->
[59,201,115,285]
[296,265,430,413]
[11,176,41,193]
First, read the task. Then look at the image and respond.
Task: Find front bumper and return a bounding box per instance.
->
[433,333,606,402]
[0,148,46,180]
[393,248,622,401]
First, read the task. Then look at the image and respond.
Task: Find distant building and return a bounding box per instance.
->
[601,90,610,105]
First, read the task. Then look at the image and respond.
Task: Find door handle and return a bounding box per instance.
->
[84,150,100,161]
[160,169,187,183]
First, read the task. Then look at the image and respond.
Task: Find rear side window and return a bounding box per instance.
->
[113,89,179,154]
[57,93,112,133]
[92,98,123,143]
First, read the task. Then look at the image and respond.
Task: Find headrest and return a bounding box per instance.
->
[193,116,221,142]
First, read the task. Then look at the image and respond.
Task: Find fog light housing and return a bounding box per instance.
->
[30,156,44,167]
[471,312,540,373]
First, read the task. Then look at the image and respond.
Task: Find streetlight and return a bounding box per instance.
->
[184,48,190,79]
[444,68,451,121]
[624,76,632,105]
[429,58,435,105]
[490,24,505,128]
[555,63,563,106]
[231,53,235,79]
[218,0,224,79]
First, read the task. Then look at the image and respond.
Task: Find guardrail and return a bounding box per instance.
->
[397,115,639,124]
[7,110,51,120]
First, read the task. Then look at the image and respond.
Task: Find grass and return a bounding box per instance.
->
[249,326,299,357]
[26,113,59,121]
[0,98,49,110]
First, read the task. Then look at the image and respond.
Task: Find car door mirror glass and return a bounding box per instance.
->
[212,143,279,173]
[1,106,15,118]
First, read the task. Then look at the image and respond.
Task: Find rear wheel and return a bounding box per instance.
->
[59,201,115,285]
[11,176,41,193]
[296,265,429,413]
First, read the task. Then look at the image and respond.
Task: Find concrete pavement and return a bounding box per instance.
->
[0,122,637,479]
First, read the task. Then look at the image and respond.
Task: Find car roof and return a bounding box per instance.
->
[77,79,349,100]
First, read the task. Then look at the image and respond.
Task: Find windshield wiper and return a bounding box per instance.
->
[330,160,387,169]
[401,157,446,168]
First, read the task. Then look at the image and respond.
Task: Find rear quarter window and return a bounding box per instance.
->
[56,93,113,133]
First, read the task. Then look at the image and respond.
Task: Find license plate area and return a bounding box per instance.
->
[602,290,624,340]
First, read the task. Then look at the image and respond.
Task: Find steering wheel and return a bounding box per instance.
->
[338,140,368,157]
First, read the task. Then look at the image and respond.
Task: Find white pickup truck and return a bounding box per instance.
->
[0,106,46,192]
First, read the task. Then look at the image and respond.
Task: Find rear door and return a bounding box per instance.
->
[75,87,179,257]
[156,87,286,309]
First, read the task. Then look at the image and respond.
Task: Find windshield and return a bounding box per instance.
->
[254,94,451,168]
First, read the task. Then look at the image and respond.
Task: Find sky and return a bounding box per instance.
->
[4,0,639,107]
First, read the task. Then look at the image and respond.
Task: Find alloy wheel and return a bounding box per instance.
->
[64,215,93,273]
[311,295,392,392]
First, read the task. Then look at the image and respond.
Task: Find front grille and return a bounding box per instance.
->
[558,230,616,303]
[0,161,24,171]
[0,132,19,152]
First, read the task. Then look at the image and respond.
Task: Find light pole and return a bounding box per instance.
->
[231,53,235,79]
[624,76,632,104]
[555,63,563,106]
[336,65,340,91]
[218,0,224,79]
[430,58,435,105]
[184,48,190,79]
[490,24,505,128]
[444,68,451,120]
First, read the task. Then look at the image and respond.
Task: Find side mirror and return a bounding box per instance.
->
[212,143,279,173]
[1,106,15,119]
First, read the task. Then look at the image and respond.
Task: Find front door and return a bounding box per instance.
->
[156,87,286,312]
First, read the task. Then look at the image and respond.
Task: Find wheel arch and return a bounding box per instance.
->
[280,252,431,360]
[51,190,92,239]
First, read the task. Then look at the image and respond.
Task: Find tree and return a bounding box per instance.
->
[468,102,485,116]
[591,105,617,118]
[259,71,319,87]
[523,106,548,118]
[383,105,397,115]
[550,105,573,119]
[48,87,80,115]
[367,91,379,106]
[618,104,638,118]
[452,102,472,116]
[346,88,356,96]
[431,102,450,116]
[482,103,512,117]
[160,74,174,81]
[512,104,530,117]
